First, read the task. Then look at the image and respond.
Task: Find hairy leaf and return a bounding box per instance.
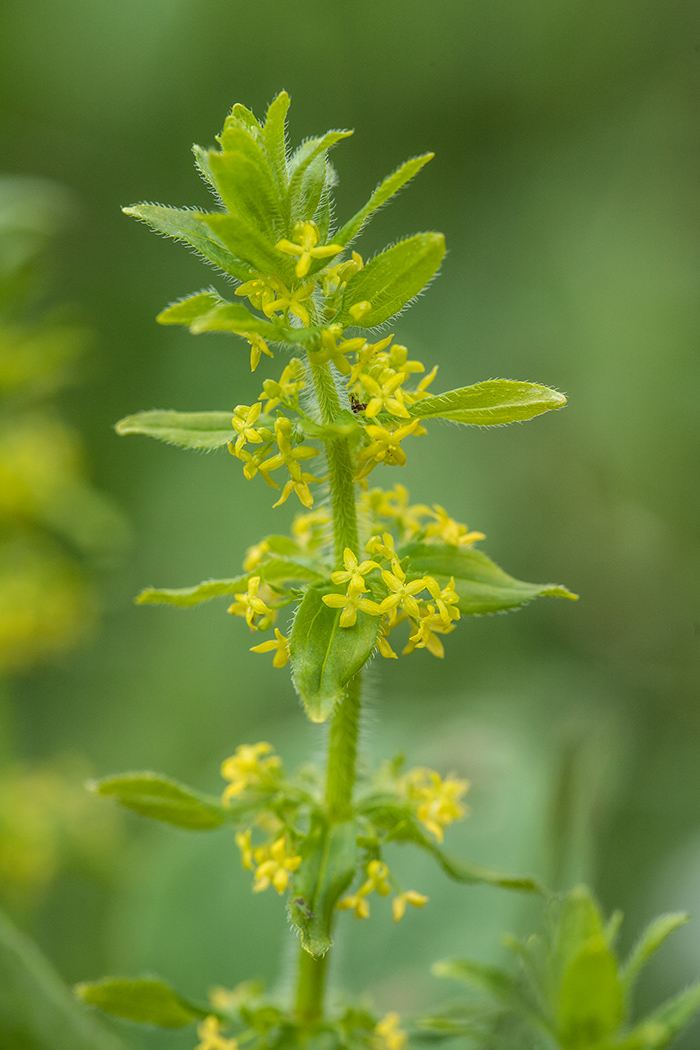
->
[620,982,700,1048]
[75,977,206,1028]
[288,130,353,222]
[91,772,227,830]
[156,290,223,326]
[290,587,379,723]
[338,233,445,327]
[336,153,435,247]
[557,936,624,1050]
[198,212,296,282]
[263,91,291,200]
[409,379,566,425]
[621,913,690,992]
[289,816,357,957]
[136,558,324,608]
[401,542,577,614]
[115,410,236,449]
[209,144,281,239]
[122,204,252,282]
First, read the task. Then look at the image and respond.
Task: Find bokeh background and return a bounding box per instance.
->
[1,0,700,1046]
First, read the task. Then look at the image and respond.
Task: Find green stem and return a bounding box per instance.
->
[325,671,362,821]
[295,949,328,1025]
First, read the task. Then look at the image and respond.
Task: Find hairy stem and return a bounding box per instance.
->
[295,949,328,1025]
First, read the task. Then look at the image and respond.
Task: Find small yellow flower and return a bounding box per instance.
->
[376,617,399,659]
[384,343,425,375]
[235,829,254,870]
[349,300,372,322]
[276,221,342,278]
[235,275,277,312]
[392,889,429,922]
[252,835,301,894]
[336,892,370,919]
[227,577,273,630]
[331,548,380,593]
[424,576,461,625]
[355,421,424,479]
[322,586,382,628]
[258,359,305,413]
[291,508,330,549]
[365,532,398,562]
[250,628,290,668]
[402,604,456,658]
[337,859,392,918]
[402,365,439,405]
[195,1015,238,1050]
[378,559,432,621]
[346,334,394,386]
[242,540,270,572]
[262,280,315,326]
[406,768,469,842]
[243,333,273,372]
[375,1013,407,1050]
[220,742,281,802]
[229,402,273,455]
[322,251,363,294]
[362,484,431,537]
[359,371,411,419]
[424,505,485,548]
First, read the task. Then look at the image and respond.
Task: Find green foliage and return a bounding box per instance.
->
[75,977,207,1027]
[116,409,237,448]
[289,816,358,956]
[432,886,700,1049]
[90,772,228,830]
[409,379,567,426]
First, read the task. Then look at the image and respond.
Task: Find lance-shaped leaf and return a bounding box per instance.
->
[90,772,227,830]
[384,815,541,893]
[75,977,207,1028]
[401,542,577,615]
[188,302,319,346]
[209,140,281,240]
[619,982,700,1049]
[263,91,291,200]
[621,912,689,992]
[432,959,520,1002]
[557,936,624,1049]
[115,410,236,450]
[300,410,362,441]
[338,233,445,328]
[136,558,325,608]
[122,204,252,282]
[289,816,357,957]
[290,587,379,723]
[409,380,566,426]
[156,290,224,327]
[288,130,353,221]
[198,212,296,283]
[335,153,435,247]
[0,909,125,1050]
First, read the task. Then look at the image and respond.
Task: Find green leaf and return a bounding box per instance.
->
[554,886,607,977]
[409,380,566,426]
[289,816,357,957]
[199,212,296,283]
[222,103,263,140]
[136,558,324,608]
[621,913,690,993]
[618,982,700,1049]
[338,233,445,327]
[299,410,362,441]
[385,816,541,892]
[400,542,578,615]
[0,907,124,1050]
[115,410,236,449]
[122,204,252,282]
[288,130,353,222]
[192,144,219,194]
[431,959,517,1000]
[91,772,227,830]
[156,290,223,326]
[557,936,624,1050]
[209,142,281,239]
[75,977,207,1028]
[290,586,379,723]
[263,92,291,198]
[187,302,278,339]
[335,153,435,247]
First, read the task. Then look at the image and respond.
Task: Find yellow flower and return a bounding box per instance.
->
[220,742,281,802]
[276,221,342,278]
[227,577,273,630]
[322,251,363,295]
[252,835,302,894]
[359,371,411,419]
[235,275,278,312]
[392,889,428,922]
[355,420,424,479]
[365,532,398,562]
[376,617,398,659]
[346,335,394,386]
[259,418,323,509]
[322,586,382,628]
[406,768,469,842]
[250,628,290,668]
[262,279,315,326]
[235,829,254,870]
[375,1013,407,1050]
[362,484,431,537]
[384,343,425,375]
[309,330,367,374]
[402,604,456,658]
[243,333,273,372]
[402,365,439,405]
[291,508,331,549]
[331,548,379,593]
[424,505,485,548]
[258,359,305,413]
[336,892,370,919]
[195,1016,238,1050]
[424,576,461,625]
[229,402,271,455]
[337,860,392,918]
[242,540,270,572]
[378,559,432,621]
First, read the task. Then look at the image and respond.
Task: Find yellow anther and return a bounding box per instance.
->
[276,221,342,278]
[252,835,301,894]
[235,829,254,870]
[226,577,273,630]
[349,301,372,322]
[243,540,271,571]
[220,742,281,802]
[405,768,469,842]
[195,1015,238,1050]
[322,587,382,628]
[375,1013,407,1050]
[250,628,290,668]
[359,371,411,419]
[424,505,485,548]
[235,275,278,312]
[331,548,380,593]
[392,889,429,922]
[355,420,423,479]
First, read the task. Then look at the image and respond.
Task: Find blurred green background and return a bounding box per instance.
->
[1,0,700,1046]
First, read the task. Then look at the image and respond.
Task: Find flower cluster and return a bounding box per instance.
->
[337,859,428,922]
[404,768,470,842]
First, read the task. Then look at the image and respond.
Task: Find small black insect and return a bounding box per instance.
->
[350,393,368,414]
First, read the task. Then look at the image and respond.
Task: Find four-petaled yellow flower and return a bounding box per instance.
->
[276,221,342,278]
[378,560,432,621]
[331,548,380,593]
[259,418,323,509]
[259,359,305,413]
[392,889,429,922]
[235,275,277,312]
[250,628,290,668]
[402,604,456,658]
[359,371,410,419]
[338,860,392,919]
[195,1015,238,1050]
[227,577,273,630]
[406,768,469,842]
[252,835,301,894]
[263,280,315,326]
[355,420,424,479]
[322,586,382,628]
[346,334,393,385]
[363,484,431,537]
[375,1013,407,1050]
[424,576,461,625]
[425,505,485,547]
[365,532,398,561]
[229,402,271,455]
[220,742,281,802]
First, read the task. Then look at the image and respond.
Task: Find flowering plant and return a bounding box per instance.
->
[74,94,699,1050]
